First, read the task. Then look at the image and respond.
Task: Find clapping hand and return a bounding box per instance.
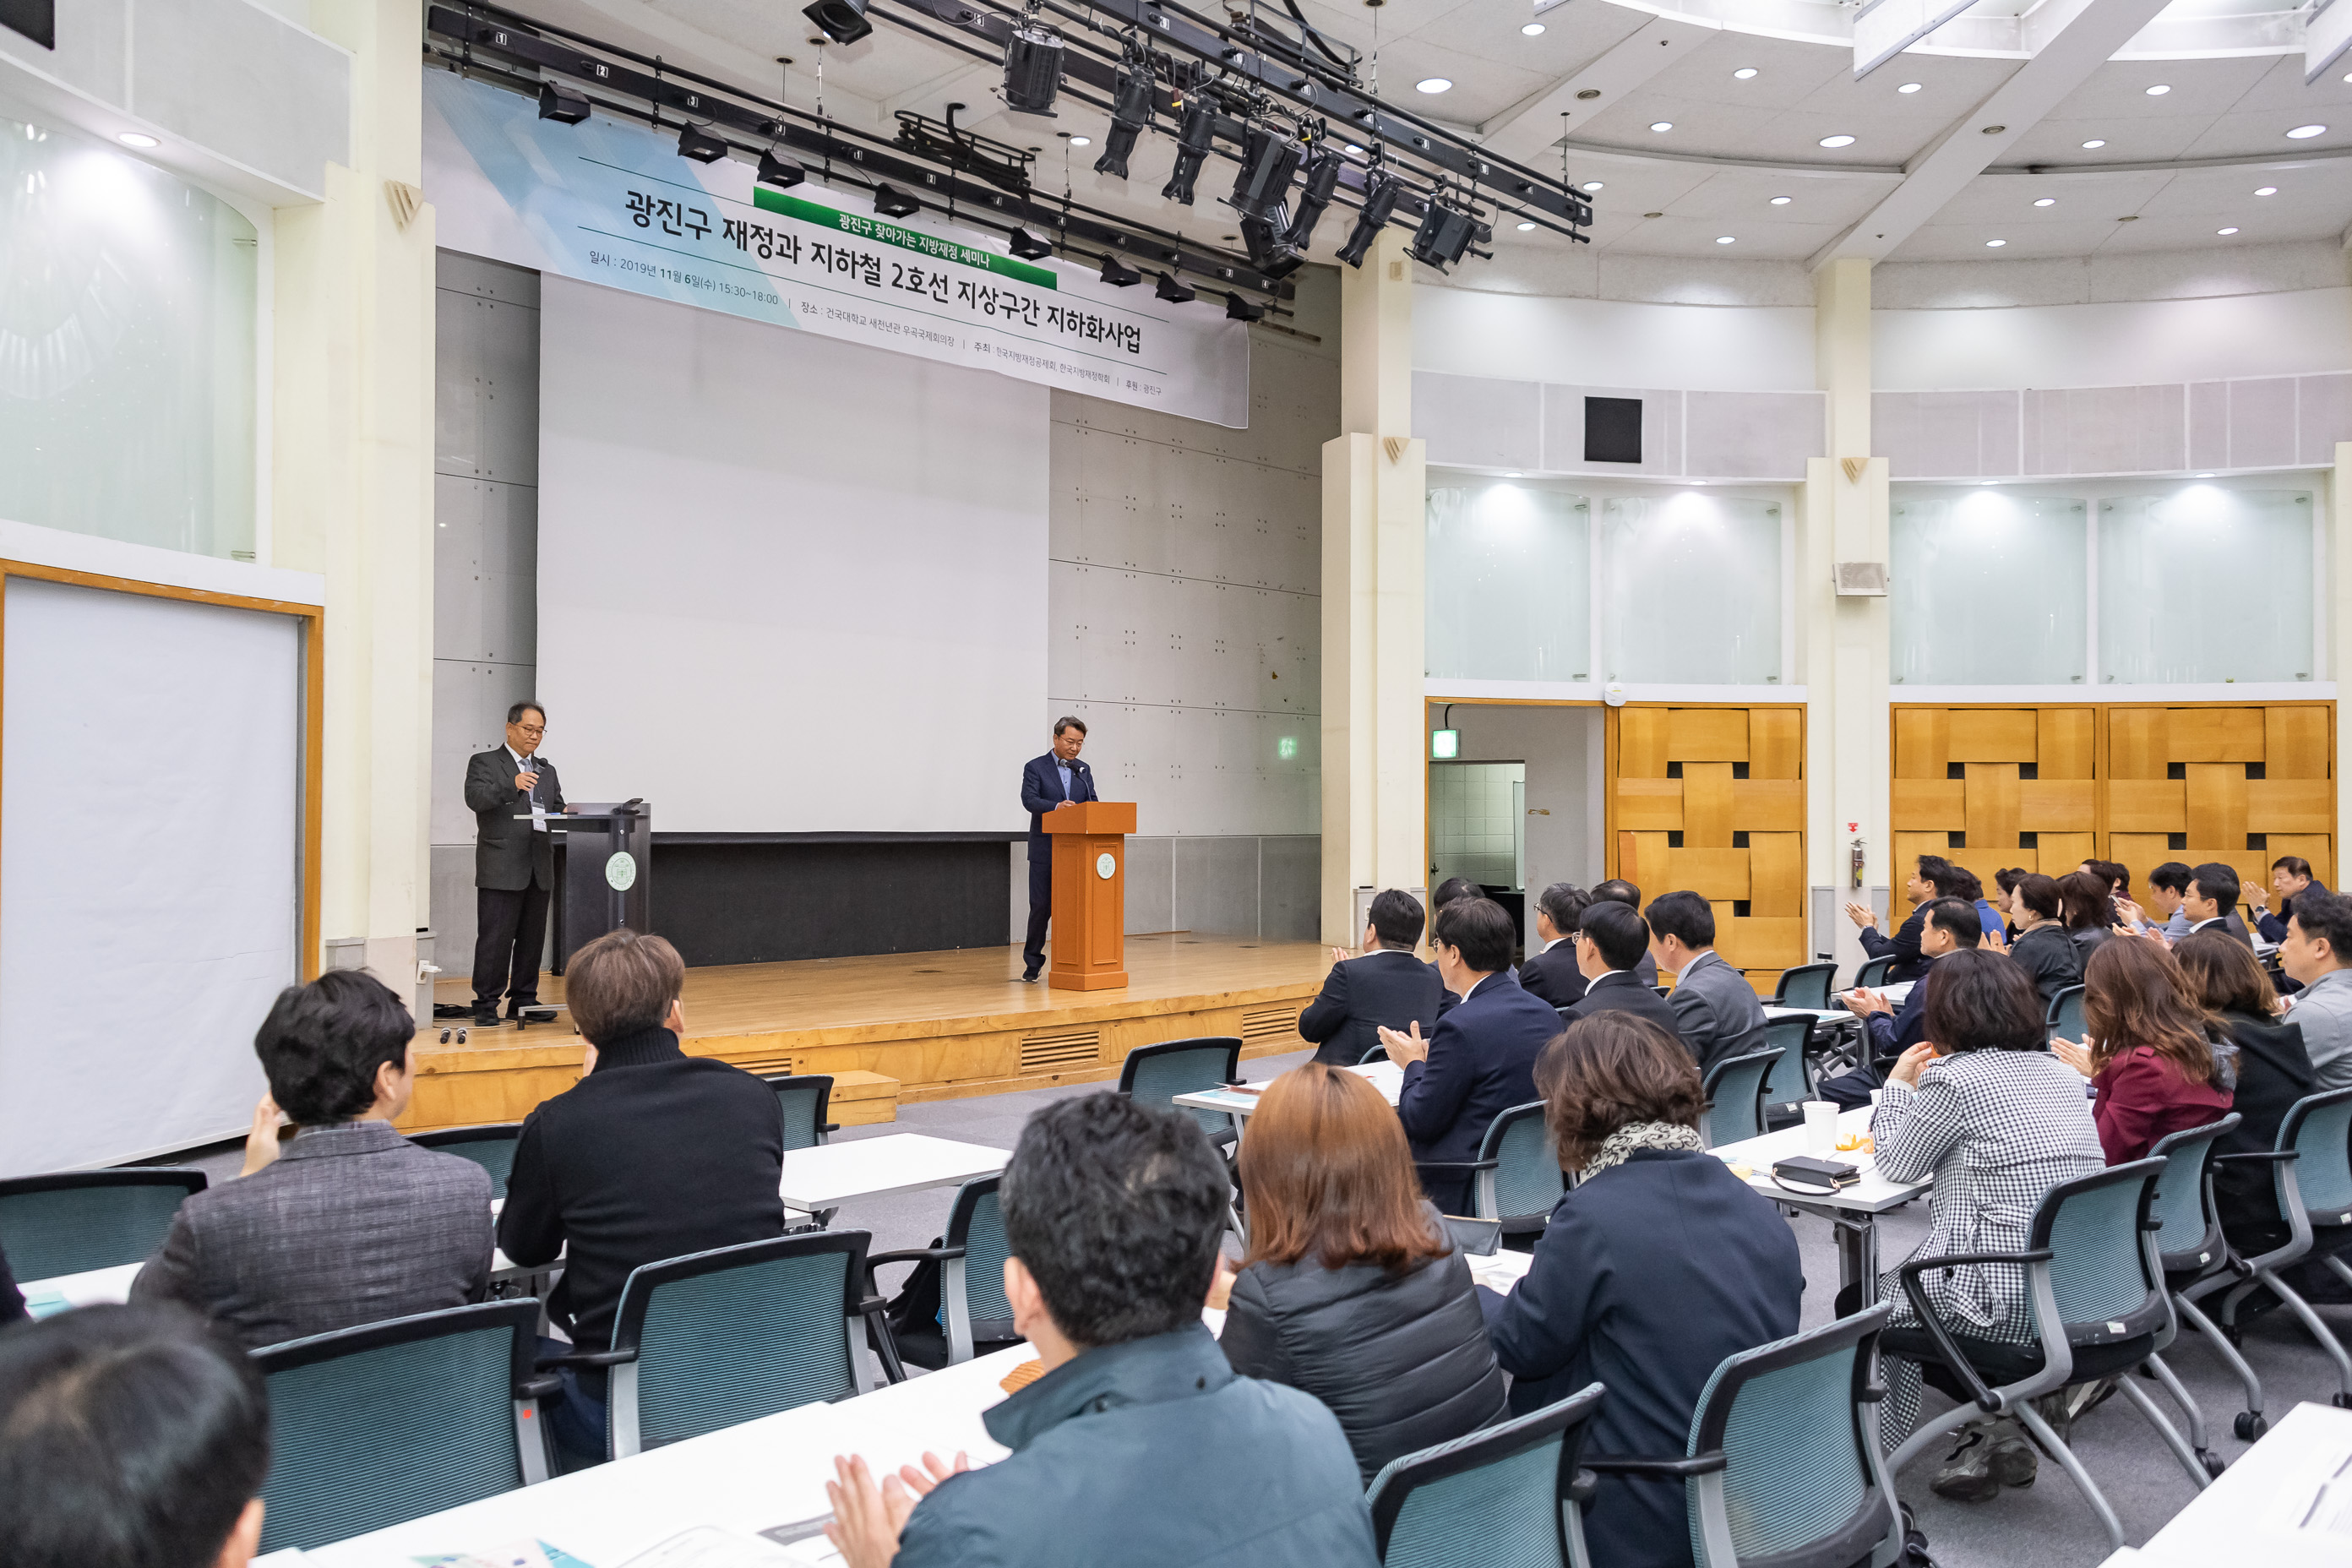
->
[1330,945,1353,966]
[240,1092,289,1178]
[1378,1020,1430,1066]
[1843,901,1878,931]
[2050,1036,2094,1078]
[1886,1041,1938,1088]
[1979,926,2010,955]
[1842,987,1891,1018]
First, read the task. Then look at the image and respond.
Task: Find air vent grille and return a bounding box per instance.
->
[1021,1028,1102,1073]
[1241,1004,1298,1044]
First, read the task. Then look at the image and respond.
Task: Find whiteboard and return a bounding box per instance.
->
[0,577,304,1174]
[536,275,1049,834]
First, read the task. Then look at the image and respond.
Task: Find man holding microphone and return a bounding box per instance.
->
[1019,718,1097,983]
[465,700,572,1026]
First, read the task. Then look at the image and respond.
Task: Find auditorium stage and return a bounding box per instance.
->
[400,935,1328,1133]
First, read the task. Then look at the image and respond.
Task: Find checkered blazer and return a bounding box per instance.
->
[1870,1048,2104,1342]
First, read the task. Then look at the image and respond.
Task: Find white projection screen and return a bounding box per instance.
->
[0,575,308,1174]
[537,276,1049,833]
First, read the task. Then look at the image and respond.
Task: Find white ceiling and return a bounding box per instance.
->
[544,0,2352,271]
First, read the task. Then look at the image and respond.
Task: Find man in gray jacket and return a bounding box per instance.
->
[132,972,493,1351]
[1648,890,1769,1079]
[2283,890,2352,1092]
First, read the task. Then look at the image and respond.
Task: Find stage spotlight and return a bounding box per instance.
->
[1002,22,1065,117]
[1284,146,1342,250]
[677,122,729,162]
[1153,271,1196,303]
[1228,124,1303,220]
[872,183,921,217]
[1009,226,1054,259]
[1239,215,1303,279]
[803,0,871,45]
[1406,199,1485,274]
[1224,291,1265,322]
[1334,168,1400,267]
[1162,98,1216,204]
[1100,254,1142,286]
[1096,51,1155,177]
[538,82,591,124]
[757,148,807,188]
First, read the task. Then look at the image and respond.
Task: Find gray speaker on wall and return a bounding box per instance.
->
[1584,396,1643,464]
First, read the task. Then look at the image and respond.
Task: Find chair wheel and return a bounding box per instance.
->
[2235,1411,2267,1440]
[2199,1451,2226,1478]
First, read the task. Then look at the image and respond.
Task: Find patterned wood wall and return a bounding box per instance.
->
[1891,703,2335,897]
[1607,705,1808,981]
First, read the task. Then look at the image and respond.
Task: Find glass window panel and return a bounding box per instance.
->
[2099,487,2314,684]
[1601,493,1782,684]
[0,102,257,560]
[1425,482,1590,682]
[1891,493,2087,685]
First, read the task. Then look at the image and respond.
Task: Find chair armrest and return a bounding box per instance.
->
[1892,1250,2052,1414]
[1410,1159,1500,1176]
[1566,1470,1598,1506]
[534,1348,635,1370]
[1895,1249,2056,1276]
[855,1293,909,1384]
[2213,1151,2300,1166]
[515,1373,564,1400]
[1582,1450,1729,1478]
[865,1245,966,1270]
[821,1122,841,1134]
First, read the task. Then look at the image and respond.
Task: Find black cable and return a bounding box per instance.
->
[1278,0,1353,72]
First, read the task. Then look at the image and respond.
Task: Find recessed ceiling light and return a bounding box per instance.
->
[1521,21,1544,35]
[2219,226,2239,235]
[1651,121,1674,133]
[1897,82,1922,94]
[1582,181,1603,191]
[2145,84,2170,95]
[1733,68,1758,79]
[1770,195,1792,205]
[1516,220,1536,231]
[1505,471,1523,478]
[2197,473,2215,478]
[1069,135,1090,146]
[1820,133,1856,148]
[116,131,159,148]
[2082,139,2106,149]
[1716,235,1736,244]
[1985,238,2007,248]
[2034,197,2055,207]
[1416,77,1452,94]
[2255,185,2278,195]
[2289,123,2327,139]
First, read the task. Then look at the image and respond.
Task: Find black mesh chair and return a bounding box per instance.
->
[864,1174,1020,1368]
[1698,1047,1783,1149]
[1119,1037,1243,1142]
[0,1168,208,1280]
[760,1073,840,1151]
[1410,1102,1565,1250]
[2141,1113,2244,1465]
[1772,963,1837,1012]
[1853,955,1897,991]
[1756,1015,1816,1128]
[2046,984,2087,1044]
[2211,1086,2352,1416]
[408,1124,524,1199]
[1366,1383,1606,1568]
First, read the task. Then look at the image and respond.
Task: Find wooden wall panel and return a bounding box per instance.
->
[1615,778,1684,830]
[1668,708,1749,761]
[1892,780,1966,827]
[1733,780,1805,830]
[1619,708,1670,778]
[1892,831,1949,880]
[1618,830,1670,889]
[1894,709,1950,779]
[2250,780,2333,835]
[1682,763,1736,847]
[2268,708,2332,778]
[1669,849,1751,900]
[2018,780,2094,829]
[2169,708,2266,762]
[2184,764,2249,848]
[2109,709,2168,779]
[1952,847,2028,891]
[1946,710,2039,762]
[1719,917,1805,972]
[1964,765,2022,850]
[1750,710,1803,779]
[1747,832,1805,917]
[2271,835,2336,885]
[2038,709,2096,778]
[2108,781,2186,834]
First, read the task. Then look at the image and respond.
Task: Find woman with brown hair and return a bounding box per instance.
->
[1998,871,2082,1005]
[1217,1063,1506,1484]
[2052,936,2234,1164]
[2173,930,2316,1249]
[1482,1013,1801,1568]
[2055,868,2116,964]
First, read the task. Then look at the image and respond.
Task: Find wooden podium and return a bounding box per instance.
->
[1042,801,1138,991]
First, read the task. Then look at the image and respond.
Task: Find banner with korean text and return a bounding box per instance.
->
[422,69,1250,427]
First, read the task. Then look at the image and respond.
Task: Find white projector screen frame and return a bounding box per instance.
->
[0,566,320,1175]
[536,276,1049,835]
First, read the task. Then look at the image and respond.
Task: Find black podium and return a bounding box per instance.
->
[547,800,652,972]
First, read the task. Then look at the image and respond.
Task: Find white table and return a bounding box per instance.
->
[781,1134,1010,1217]
[17,1260,142,1318]
[1173,1060,1403,1132]
[2104,1402,2352,1568]
[1709,1106,1930,1304]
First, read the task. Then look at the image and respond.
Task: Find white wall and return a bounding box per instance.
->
[1414,286,1817,392]
[1426,701,1607,901]
[1875,287,2352,390]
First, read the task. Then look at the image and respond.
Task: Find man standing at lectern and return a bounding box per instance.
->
[465,701,569,1026]
[1020,717,1097,983]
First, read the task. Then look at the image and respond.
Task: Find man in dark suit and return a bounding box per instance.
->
[1019,717,1098,983]
[1298,889,1445,1067]
[1840,854,1964,984]
[1380,898,1560,1214]
[132,971,493,1351]
[1648,890,1767,1078]
[1589,880,1660,988]
[1518,882,1590,1010]
[463,700,569,1026]
[2185,863,2257,949]
[1566,901,1680,1035]
[1816,896,1979,1108]
[2251,855,2329,944]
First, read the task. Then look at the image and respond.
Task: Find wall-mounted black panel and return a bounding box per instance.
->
[1584,396,1642,464]
[649,837,1013,966]
[2,0,56,48]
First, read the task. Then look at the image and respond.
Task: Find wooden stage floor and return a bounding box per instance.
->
[404,935,1328,1132]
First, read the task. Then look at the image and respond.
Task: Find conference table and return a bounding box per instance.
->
[1706,1106,1930,1305]
[2094,1402,2352,1568]
[1173,1059,1403,1132]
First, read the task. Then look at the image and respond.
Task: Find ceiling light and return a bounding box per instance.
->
[1820,133,1856,148]
[1344,144,1365,155]
[871,182,920,217]
[1068,135,1090,146]
[1733,68,1757,79]
[802,0,872,45]
[1000,22,1065,117]
[1336,169,1401,268]
[1152,271,1195,303]
[2197,473,2214,478]
[1770,195,1791,205]
[2218,226,2239,235]
[676,122,728,162]
[1897,82,1922,94]
[1416,77,1452,94]
[1161,99,1215,204]
[757,148,807,188]
[1504,471,1522,478]
[2082,139,2106,149]
[1582,182,1603,191]
[115,131,160,148]
[2256,186,2278,196]
[2034,197,2055,207]
[2288,124,2328,139]
[1522,21,1544,35]
[1985,238,2006,248]
[1715,235,1735,244]
[1651,122,1674,133]
[2145,84,2170,95]
[1516,220,1537,231]
[1224,292,1265,322]
[1099,254,1141,286]
[1008,226,1054,260]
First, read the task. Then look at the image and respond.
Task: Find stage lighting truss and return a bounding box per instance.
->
[893,104,1034,195]
[1405,187,1489,274]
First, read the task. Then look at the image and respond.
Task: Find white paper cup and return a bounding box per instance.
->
[1803,1099,1839,1154]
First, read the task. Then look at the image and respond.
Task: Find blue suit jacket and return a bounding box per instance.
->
[1864,970,1932,1062]
[1021,752,1097,859]
[1396,970,1560,1213]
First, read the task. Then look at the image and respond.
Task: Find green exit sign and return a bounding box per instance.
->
[1430,729,1460,760]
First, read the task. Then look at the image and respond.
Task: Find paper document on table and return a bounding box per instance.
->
[618,1527,807,1566]
[2273,1438,2352,1536]
[1347,1060,1407,1099]
[406,1543,595,1568]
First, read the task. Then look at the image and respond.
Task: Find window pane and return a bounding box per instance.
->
[1601,494,1781,684]
[1425,482,1591,682]
[2099,487,2314,684]
[1891,493,2086,685]
[0,103,257,560]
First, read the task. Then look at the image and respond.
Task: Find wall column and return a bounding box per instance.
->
[1802,258,1890,977]
[1320,231,1427,944]
[271,0,437,984]
[2335,445,2352,812]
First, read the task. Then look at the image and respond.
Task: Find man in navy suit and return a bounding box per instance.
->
[1380,897,1562,1214]
[1019,717,1098,982]
[1816,896,1979,1107]
[1565,901,1680,1036]
[1298,890,1445,1067]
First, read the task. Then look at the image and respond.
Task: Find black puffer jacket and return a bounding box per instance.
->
[1220,1214,1508,1483]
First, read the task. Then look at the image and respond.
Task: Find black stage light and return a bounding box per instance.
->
[758,148,807,188]
[1284,146,1342,250]
[803,0,872,45]
[1335,167,1401,268]
[1001,23,1065,117]
[1152,270,1195,303]
[1099,254,1142,286]
[677,122,729,162]
[1239,214,1303,279]
[538,82,591,125]
[1406,199,1484,273]
[871,182,921,218]
[1095,53,1155,178]
[1008,226,1054,259]
[1161,98,1215,204]
[1228,124,1303,220]
[1224,291,1265,322]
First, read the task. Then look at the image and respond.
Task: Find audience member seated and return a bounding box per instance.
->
[2082,859,2132,926]
[2050,939,2234,1163]
[2249,854,2329,945]
[2056,869,2116,964]
[2175,932,2315,1250]
[1481,1014,1802,1568]
[2183,862,2253,947]
[2279,889,2352,1091]
[822,1095,1379,1568]
[1566,901,1681,1037]
[1819,896,1980,1108]
[1949,867,2004,942]
[1590,879,1660,986]
[1648,890,1767,1077]
[1382,898,1560,1215]
[1425,876,1488,1018]
[1843,853,1966,984]
[1298,889,1444,1067]
[1868,951,2104,1501]
[1217,1063,1507,1482]
[0,1303,270,1568]
[1996,872,2082,1006]
[131,971,491,1351]
[499,928,786,1464]
[1518,881,1592,1009]
[2138,861,2196,939]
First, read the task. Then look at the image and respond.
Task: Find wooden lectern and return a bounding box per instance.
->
[1042,801,1138,991]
